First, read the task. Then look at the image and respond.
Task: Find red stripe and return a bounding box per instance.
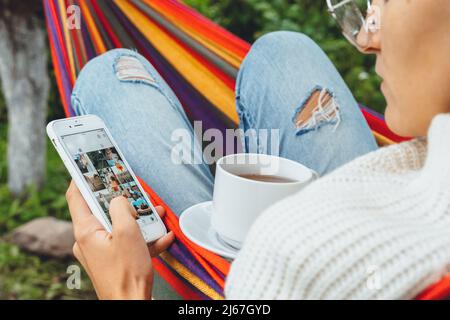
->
[67,0,84,72]
[416,274,450,300]
[361,109,410,143]
[47,19,71,117]
[48,0,75,87]
[138,177,229,289]
[153,257,203,300]
[91,0,123,48]
[130,1,236,90]
[152,0,250,58]
[170,0,251,54]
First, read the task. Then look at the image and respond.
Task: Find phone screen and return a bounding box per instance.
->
[60,129,158,227]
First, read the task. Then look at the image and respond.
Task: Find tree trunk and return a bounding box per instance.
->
[0,9,49,196]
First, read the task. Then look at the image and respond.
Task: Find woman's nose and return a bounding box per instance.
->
[356,25,381,54]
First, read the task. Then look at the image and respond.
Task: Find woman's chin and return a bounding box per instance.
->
[384,104,410,138]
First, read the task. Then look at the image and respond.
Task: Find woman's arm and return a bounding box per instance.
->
[66,181,175,300]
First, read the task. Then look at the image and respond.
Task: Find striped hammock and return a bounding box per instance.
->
[44,0,450,300]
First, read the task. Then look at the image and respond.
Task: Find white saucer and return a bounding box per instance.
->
[179,201,238,260]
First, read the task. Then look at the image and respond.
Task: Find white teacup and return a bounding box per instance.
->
[211,153,318,249]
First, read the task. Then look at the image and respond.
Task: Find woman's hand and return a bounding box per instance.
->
[66,181,175,300]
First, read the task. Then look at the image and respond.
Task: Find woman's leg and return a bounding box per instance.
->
[236,31,378,176]
[71,49,214,216]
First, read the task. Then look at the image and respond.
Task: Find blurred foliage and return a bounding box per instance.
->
[0,241,95,300]
[186,0,386,113]
[0,123,70,233]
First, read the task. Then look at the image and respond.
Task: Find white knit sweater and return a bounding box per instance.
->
[225,114,450,300]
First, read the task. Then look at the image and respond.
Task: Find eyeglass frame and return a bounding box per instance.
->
[326,0,381,49]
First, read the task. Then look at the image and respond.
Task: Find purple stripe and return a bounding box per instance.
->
[77,0,96,62]
[109,1,234,134]
[168,241,223,294]
[206,260,226,281]
[359,104,384,120]
[45,0,76,116]
[157,257,212,300]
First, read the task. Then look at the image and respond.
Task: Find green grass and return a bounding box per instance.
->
[0,241,96,300]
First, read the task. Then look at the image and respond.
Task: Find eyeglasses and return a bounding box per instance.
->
[327,0,381,50]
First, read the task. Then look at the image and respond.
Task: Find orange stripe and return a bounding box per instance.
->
[48,27,71,117]
[161,207,226,288]
[58,0,77,82]
[146,0,245,65]
[138,177,229,286]
[416,274,450,300]
[48,0,75,87]
[115,0,238,123]
[160,252,224,299]
[152,0,249,58]
[79,0,107,54]
[153,257,203,300]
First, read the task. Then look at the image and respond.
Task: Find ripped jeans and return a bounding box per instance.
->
[71,31,378,216]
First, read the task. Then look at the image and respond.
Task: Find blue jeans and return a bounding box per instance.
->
[71,31,378,216]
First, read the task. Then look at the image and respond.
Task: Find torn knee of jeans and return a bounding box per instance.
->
[114,55,158,87]
[293,87,341,135]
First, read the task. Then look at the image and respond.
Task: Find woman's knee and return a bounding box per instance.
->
[71,48,159,116]
[236,32,325,115]
[236,31,327,100]
[239,32,323,77]
[252,31,321,58]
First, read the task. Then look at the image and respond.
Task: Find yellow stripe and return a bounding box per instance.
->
[79,0,107,55]
[115,0,239,123]
[165,20,243,68]
[373,131,394,146]
[58,0,77,82]
[160,252,224,300]
[144,0,243,68]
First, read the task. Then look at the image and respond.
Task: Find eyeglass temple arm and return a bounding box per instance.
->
[326,0,354,12]
[327,0,372,13]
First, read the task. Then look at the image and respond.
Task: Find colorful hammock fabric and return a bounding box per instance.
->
[44,0,450,300]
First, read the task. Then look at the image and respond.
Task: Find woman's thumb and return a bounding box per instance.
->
[109,196,139,237]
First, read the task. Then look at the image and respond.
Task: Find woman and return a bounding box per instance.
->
[66,0,450,299]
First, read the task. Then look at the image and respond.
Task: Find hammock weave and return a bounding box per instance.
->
[43,0,450,300]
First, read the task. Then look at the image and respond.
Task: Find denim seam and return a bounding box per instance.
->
[236,95,261,153]
[71,92,87,116]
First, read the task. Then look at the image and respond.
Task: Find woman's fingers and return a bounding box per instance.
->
[66,181,94,227]
[155,206,166,218]
[148,231,175,257]
[109,196,141,239]
[66,181,105,243]
[148,206,173,257]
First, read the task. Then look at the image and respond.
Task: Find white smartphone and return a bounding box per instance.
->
[47,115,167,243]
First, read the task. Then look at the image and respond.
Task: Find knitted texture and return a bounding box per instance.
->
[225,114,450,300]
